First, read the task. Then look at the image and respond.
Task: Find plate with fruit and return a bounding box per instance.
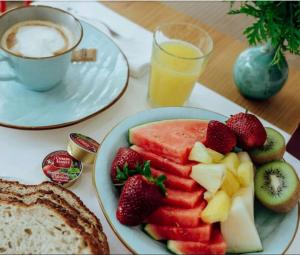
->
[94,107,299,255]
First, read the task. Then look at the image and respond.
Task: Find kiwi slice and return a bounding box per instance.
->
[249,127,285,164]
[255,161,300,213]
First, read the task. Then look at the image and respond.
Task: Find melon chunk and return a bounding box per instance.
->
[188,142,212,164]
[132,145,193,177]
[234,187,254,221]
[144,224,212,242]
[151,168,200,192]
[129,119,208,164]
[165,188,204,208]
[190,163,226,194]
[147,202,206,227]
[221,196,263,253]
[207,148,224,162]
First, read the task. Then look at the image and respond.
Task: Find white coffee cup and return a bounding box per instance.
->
[0,6,83,91]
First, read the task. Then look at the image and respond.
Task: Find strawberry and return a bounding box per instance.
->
[116,174,166,226]
[111,147,142,184]
[204,120,237,154]
[226,112,267,150]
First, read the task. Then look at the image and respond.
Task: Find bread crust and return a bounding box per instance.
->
[0,179,109,254]
[0,180,103,229]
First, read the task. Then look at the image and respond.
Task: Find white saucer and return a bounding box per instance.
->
[0,20,129,129]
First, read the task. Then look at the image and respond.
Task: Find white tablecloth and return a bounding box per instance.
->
[1,1,299,254]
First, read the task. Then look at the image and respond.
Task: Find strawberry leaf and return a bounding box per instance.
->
[135,163,143,174]
[128,169,137,176]
[115,161,151,184]
[155,174,167,195]
[115,160,166,193]
[142,161,151,178]
[123,163,129,177]
[116,167,128,183]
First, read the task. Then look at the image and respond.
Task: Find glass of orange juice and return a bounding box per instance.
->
[148,23,213,107]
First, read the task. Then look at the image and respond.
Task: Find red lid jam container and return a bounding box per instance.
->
[67,133,100,165]
[42,150,82,188]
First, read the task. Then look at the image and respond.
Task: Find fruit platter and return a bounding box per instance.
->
[94,107,299,255]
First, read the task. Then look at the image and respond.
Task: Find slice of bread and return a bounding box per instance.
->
[0,190,104,252]
[0,180,103,229]
[0,198,100,254]
[0,179,109,254]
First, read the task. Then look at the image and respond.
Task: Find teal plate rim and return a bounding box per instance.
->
[93,106,300,255]
[0,21,129,131]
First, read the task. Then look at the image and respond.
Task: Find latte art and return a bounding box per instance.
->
[1,20,74,58]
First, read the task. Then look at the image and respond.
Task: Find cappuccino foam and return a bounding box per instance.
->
[1,20,74,58]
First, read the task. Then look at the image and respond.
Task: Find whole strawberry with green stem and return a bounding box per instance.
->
[227,111,267,150]
[111,147,143,184]
[116,161,166,226]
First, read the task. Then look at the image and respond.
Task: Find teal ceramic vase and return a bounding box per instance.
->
[233,44,288,100]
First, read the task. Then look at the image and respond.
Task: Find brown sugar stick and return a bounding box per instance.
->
[72,48,97,62]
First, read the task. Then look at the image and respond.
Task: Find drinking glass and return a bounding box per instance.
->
[148,23,213,107]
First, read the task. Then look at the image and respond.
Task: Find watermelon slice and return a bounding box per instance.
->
[151,168,200,192]
[168,240,209,255]
[147,202,206,227]
[129,119,208,164]
[131,145,194,177]
[144,224,212,242]
[167,228,226,255]
[165,188,204,208]
[209,228,227,255]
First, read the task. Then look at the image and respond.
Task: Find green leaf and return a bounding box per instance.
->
[128,169,137,176]
[116,167,127,183]
[228,1,300,63]
[68,173,78,180]
[135,163,143,174]
[142,161,151,178]
[59,168,69,173]
[113,159,167,195]
[68,168,80,174]
[155,175,167,195]
[115,160,151,184]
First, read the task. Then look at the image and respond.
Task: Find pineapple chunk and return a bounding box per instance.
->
[189,142,212,163]
[190,164,226,194]
[237,162,254,187]
[201,190,231,223]
[222,152,240,175]
[221,170,241,196]
[204,191,214,201]
[237,152,252,163]
[207,148,224,162]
